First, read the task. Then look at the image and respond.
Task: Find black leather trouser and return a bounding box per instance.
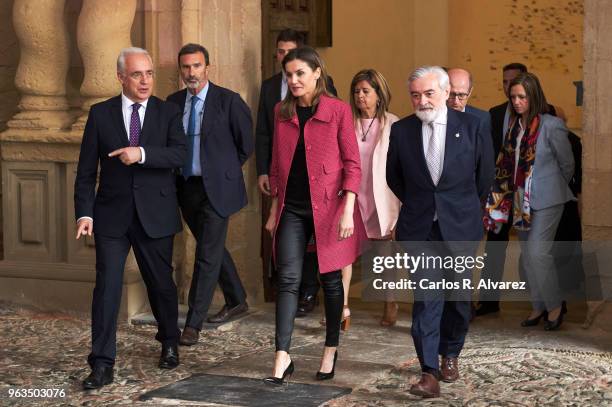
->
[275,206,343,351]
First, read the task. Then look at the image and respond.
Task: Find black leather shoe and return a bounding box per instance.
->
[159,344,179,369]
[295,294,318,317]
[263,360,294,386]
[207,302,249,323]
[475,301,500,317]
[316,350,338,380]
[82,366,113,390]
[521,310,548,327]
[544,303,566,331]
[562,300,568,315]
[544,313,564,331]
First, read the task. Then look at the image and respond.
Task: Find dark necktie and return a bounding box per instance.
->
[129,103,141,147]
[183,96,199,178]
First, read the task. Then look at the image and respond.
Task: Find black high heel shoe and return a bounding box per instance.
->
[544,304,566,331]
[520,310,548,327]
[316,350,337,380]
[263,360,294,386]
[562,300,568,315]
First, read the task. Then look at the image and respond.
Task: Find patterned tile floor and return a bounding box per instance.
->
[0,300,611,406]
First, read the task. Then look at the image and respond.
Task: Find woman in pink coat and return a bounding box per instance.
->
[263,47,365,385]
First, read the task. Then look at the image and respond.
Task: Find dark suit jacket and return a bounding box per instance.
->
[167,82,254,218]
[465,105,492,147]
[74,95,187,238]
[386,109,494,241]
[489,101,508,158]
[255,73,337,176]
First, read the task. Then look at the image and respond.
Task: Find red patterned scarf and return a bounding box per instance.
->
[484,114,540,232]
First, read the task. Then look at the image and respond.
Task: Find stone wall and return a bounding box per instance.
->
[0,0,262,317]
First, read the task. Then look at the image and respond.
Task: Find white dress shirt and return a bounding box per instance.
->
[503,102,512,142]
[422,106,448,221]
[422,105,448,179]
[281,71,288,100]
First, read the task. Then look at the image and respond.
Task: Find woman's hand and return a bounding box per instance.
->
[265,214,276,235]
[265,197,278,236]
[338,191,356,240]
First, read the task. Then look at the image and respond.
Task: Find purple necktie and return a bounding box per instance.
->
[129,103,141,147]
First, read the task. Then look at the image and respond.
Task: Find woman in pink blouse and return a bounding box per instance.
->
[342,69,401,327]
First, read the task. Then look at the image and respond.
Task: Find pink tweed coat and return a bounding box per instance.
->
[269,95,366,273]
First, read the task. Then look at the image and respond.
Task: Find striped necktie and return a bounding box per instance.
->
[426,122,442,185]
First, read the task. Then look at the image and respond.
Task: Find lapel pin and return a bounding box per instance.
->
[455,133,460,138]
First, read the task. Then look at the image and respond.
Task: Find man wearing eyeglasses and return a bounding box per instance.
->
[167,43,253,345]
[75,47,187,389]
[446,68,492,145]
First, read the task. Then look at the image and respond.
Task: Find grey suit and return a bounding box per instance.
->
[519,114,575,312]
[529,114,575,210]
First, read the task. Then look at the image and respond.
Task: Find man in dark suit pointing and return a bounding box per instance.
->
[167,43,253,346]
[75,47,187,390]
[386,66,493,398]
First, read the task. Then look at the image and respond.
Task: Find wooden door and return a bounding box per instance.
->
[261,0,332,79]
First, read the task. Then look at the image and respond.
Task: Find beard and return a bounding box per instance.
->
[185,77,201,89]
[415,104,439,123]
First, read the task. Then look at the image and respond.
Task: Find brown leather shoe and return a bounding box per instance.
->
[179,326,199,346]
[440,357,459,382]
[409,372,440,398]
[207,302,249,323]
[380,301,399,326]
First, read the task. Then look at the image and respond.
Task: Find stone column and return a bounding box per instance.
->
[174,0,262,304]
[73,0,137,129]
[8,0,72,130]
[0,0,147,318]
[582,0,612,331]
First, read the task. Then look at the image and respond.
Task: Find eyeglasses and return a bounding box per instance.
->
[128,70,154,80]
[449,92,469,101]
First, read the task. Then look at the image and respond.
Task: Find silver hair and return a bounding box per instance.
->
[117,47,151,73]
[408,66,449,91]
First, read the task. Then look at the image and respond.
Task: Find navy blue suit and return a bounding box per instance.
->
[386,108,494,372]
[167,82,253,329]
[75,95,187,368]
[386,108,493,242]
[465,105,492,158]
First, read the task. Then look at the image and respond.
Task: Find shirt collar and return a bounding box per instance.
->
[121,93,149,110]
[281,71,287,83]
